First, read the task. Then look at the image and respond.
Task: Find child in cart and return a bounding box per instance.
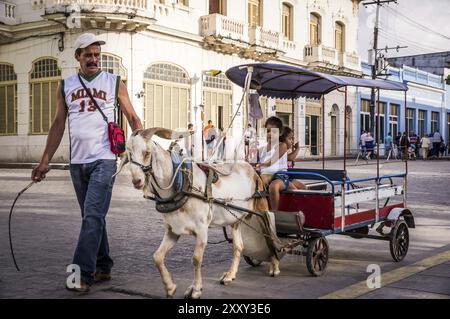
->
[256,119,305,212]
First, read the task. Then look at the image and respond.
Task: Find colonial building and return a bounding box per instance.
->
[387,51,450,77]
[0,0,362,162]
[358,62,448,153]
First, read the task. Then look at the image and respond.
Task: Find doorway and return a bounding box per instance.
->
[306,115,319,155]
[331,115,337,156]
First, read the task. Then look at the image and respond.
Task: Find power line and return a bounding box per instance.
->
[378,27,438,51]
[378,27,449,53]
[378,30,438,53]
[384,5,450,41]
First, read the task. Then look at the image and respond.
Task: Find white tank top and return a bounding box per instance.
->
[259,144,288,174]
[63,71,119,164]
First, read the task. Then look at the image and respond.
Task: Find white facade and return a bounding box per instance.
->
[0,0,362,162]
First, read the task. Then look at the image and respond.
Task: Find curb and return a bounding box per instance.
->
[0,163,69,170]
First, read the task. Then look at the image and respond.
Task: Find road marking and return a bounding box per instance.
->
[320,249,450,299]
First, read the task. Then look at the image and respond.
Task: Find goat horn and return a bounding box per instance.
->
[140,127,190,140]
[112,153,129,178]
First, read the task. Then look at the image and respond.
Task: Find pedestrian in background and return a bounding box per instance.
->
[385,132,393,159]
[432,130,442,157]
[420,134,430,160]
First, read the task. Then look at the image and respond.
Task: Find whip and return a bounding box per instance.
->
[8,180,36,271]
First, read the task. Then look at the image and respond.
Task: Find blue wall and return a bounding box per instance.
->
[358,62,447,144]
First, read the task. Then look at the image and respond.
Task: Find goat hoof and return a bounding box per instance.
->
[166,284,177,298]
[220,272,234,285]
[269,268,281,277]
[184,285,202,299]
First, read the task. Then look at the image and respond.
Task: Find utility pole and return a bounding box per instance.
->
[363,0,398,135]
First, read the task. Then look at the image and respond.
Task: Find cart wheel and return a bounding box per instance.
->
[243,255,262,267]
[389,220,409,262]
[306,237,329,276]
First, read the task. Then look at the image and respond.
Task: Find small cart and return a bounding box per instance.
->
[225,63,415,276]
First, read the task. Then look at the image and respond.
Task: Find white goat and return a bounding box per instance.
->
[120,128,280,299]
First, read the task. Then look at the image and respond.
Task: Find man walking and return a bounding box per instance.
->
[360,130,367,158]
[385,132,393,159]
[31,33,143,292]
[432,130,442,157]
[399,132,410,160]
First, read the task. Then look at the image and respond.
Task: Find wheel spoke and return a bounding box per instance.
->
[392,223,409,259]
[317,258,323,270]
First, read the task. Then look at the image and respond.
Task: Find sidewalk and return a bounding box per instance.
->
[0,163,69,169]
[1,155,449,170]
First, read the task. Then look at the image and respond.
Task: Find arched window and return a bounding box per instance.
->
[29,58,61,134]
[310,13,321,45]
[335,21,345,52]
[203,73,232,130]
[100,53,128,135]
[282,3,293,40]
[203,73,231,90]
[143,63,191,129]
[0,63,17,135]
[100,53,127,80]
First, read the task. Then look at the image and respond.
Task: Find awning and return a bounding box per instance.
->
[225,63,408,99]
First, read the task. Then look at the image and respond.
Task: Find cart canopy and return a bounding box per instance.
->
[226,63,408,99]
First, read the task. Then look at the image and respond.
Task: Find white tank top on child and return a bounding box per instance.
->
[259,144,288,174]
[63,71,119,164]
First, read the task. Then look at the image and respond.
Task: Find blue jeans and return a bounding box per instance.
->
[70,159,116,285]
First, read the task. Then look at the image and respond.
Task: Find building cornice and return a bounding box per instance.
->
[146,24,204,45]
[407,81,445,94]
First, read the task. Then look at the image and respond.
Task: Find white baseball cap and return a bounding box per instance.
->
[74,33,106,50]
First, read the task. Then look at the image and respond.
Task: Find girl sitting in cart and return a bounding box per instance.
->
[256,118,305,212]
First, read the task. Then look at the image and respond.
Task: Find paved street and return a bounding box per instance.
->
[1,159,449,299]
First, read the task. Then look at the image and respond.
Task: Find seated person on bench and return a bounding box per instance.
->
[256,124,305,212]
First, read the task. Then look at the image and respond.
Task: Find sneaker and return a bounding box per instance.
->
[66,280,90,293]
[94,271,112,282]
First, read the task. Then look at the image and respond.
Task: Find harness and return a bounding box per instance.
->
[154,152,193,213]
[130,150,193,213]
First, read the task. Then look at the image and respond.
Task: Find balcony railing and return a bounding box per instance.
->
[249,26,280,50]
[304,44,339,65]
[200,15,281,61]
[46,0,147,11]
[200,14,249,43]
[282,39,296,51]
[339,52,361,71]
[0,1,16,25]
